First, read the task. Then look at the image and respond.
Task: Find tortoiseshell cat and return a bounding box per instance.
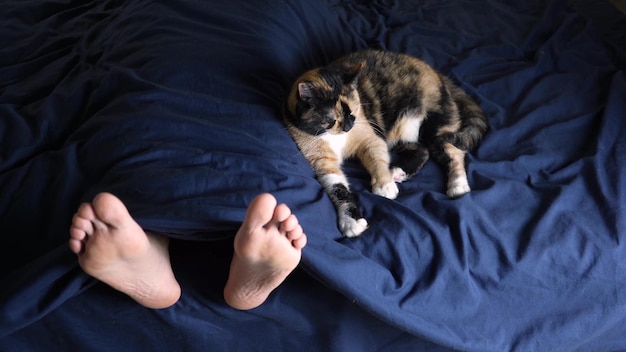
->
[284,50,488,237]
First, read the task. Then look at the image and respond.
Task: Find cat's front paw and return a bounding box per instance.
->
[447,178,470,198]
[373,181,399,199]
[339,216,368,238]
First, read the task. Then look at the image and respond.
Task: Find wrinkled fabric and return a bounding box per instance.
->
[1,0,625,351]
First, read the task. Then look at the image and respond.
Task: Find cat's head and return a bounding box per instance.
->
[287,63,363,136]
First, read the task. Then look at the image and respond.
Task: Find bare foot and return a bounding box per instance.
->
[223,193,307,310]
[68,193,181,309]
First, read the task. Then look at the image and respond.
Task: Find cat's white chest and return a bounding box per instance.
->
[321,133,348,160]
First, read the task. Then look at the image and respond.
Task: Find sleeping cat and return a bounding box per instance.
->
[284,50,488,237]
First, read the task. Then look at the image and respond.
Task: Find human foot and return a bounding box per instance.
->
[69,192,181,309]
[223,193,307,310]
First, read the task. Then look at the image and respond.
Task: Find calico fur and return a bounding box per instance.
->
[284,50,488,237]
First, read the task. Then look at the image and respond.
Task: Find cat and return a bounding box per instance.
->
[283,50,488,237]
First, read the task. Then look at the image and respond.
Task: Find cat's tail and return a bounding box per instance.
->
[443,77,489,151]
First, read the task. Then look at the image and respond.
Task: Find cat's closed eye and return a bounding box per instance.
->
[325,117,337,128]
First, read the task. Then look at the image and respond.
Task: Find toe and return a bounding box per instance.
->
[70,225,88,240]
[76,202,97,221]
[292,234,307,249]
[279,214,299,233]
[91,192,132,227]
[273,203,292,224]
[71,214,94,236]
[285,224,303,241]
[68,238,84,255]
[244,193,278,230]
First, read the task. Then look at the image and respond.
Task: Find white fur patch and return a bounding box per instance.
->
[320,133,348,160]
[447,177,470,198]
[388,114,424,147]
[397,116,423,141]
[373,181,399,199]
[339,215,368,238]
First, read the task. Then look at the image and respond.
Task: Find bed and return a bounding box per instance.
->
[1,0,625,351]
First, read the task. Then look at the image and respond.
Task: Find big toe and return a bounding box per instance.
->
[91,192,133,226]
[244,193,278,229]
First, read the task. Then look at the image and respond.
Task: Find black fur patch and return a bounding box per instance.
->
[329,183,362,219]
[390,142,430,177]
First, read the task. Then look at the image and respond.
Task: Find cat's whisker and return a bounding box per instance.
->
[365,119,386,136]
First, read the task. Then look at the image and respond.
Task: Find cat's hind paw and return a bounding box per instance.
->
[391,167,408,183]
[340,217,368,238]
[373,181,399,199]
[447,178,470,198]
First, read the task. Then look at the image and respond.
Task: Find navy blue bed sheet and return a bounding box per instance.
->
[1,0,625,351]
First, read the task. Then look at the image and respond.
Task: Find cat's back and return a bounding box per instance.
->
[336,50,439,84]
[337,50,442,101]
[336,50,442,127]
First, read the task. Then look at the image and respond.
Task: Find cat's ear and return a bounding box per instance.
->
[343,62,363,87]
[298,82,315,101]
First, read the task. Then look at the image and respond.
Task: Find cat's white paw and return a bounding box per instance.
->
[373,181,399,199]
[391,167,408,183]
[339,216,368,238]
[447,178,470,198]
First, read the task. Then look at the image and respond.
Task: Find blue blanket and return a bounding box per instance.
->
[1,0,625,351]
